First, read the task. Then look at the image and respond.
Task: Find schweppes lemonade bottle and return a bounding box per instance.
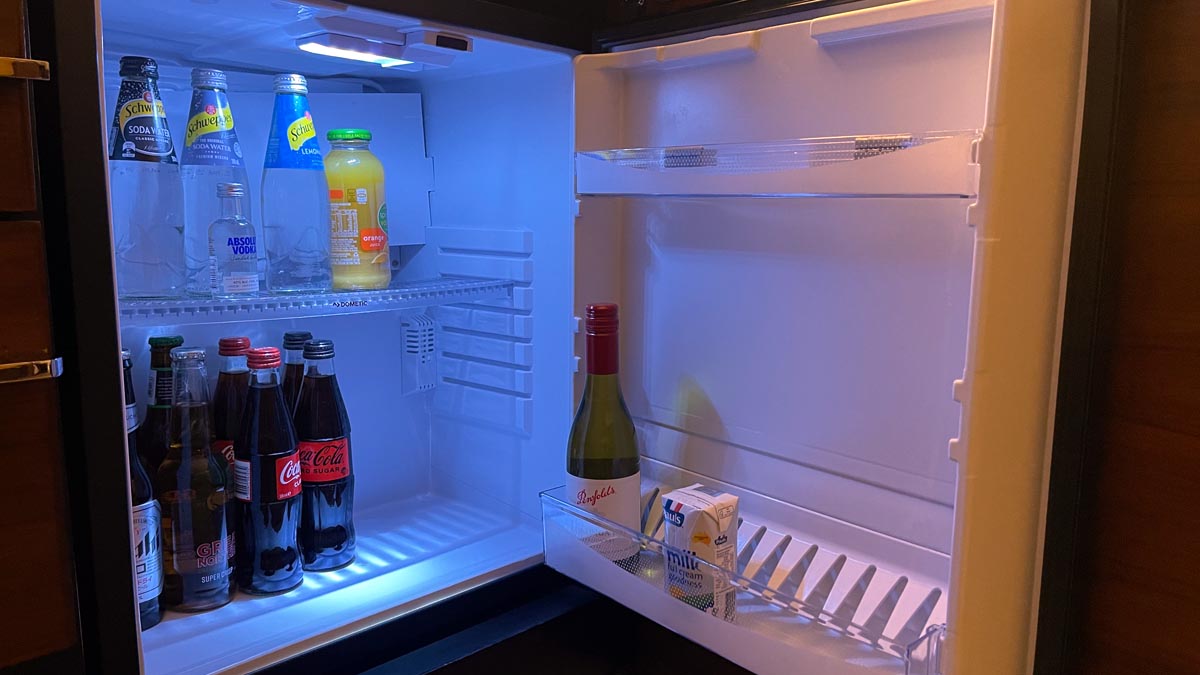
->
[261,74,331,293]
[181,68,255,295]
[108,56,185,299]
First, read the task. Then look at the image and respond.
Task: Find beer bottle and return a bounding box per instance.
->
[123,349,162,629]
[139,335,183,475]
[157,346,233,611]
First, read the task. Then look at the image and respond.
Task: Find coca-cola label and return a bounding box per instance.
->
[213,439,235,467]
[276,452,302,500]
[132,500,162,603]
[299,438,351,483]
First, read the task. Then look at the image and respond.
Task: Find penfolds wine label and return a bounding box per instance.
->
[298,438,351,483]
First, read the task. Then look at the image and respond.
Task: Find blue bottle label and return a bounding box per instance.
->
[181,88,245,167]
[264,93,324,171]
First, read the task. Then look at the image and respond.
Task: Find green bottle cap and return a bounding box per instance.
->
[148,335,184,348]
[327,128,372,142]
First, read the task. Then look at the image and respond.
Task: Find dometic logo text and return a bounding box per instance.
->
[576,485,615,508]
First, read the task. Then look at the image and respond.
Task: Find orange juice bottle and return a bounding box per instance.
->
[325,129,390,290]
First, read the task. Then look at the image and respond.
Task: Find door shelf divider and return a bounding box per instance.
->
[576,130,980,199]
[541,484,946,675]
[118,277,513,327]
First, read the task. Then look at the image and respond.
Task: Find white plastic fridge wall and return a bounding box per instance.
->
[575,1,992,575]
[110,63,575,675]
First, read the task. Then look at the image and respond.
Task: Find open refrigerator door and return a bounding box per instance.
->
[552,0,1088,673]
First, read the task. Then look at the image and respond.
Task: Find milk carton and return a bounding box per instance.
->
[661,484,738,621]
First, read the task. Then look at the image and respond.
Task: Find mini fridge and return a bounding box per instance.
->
[29,0,1091,673]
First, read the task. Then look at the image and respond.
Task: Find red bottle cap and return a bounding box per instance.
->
[585,303,619,336]
[247,347,281,369]
[218,336,251,356]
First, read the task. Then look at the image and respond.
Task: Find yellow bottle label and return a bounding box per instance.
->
[286,113,316,152]
[118,97,167,128]
[185,104,235,147]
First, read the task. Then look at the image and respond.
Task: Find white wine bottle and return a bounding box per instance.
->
[566,303,641,541]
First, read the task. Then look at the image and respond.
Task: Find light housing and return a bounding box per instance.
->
[296,32,412,68]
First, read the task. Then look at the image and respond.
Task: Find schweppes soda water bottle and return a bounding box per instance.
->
[108,56,186,299]
[181,68,256,295]
[261,74,331,293]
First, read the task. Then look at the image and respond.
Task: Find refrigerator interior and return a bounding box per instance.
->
[101,1,575,673]
[97,0,1010,673]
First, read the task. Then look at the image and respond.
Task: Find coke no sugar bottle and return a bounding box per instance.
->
[213,336,250,573]
[293,338,356,571]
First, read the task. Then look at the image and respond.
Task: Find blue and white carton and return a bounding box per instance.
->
[662,484,739,622]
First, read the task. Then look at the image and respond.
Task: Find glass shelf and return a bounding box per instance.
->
[541,483,946,675]
[118,277,513,327]
[576,130,980,199]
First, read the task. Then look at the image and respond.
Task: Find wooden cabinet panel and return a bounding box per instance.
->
[0,0,37,214]
[1068,1,1200,673]
[0,377,77,668]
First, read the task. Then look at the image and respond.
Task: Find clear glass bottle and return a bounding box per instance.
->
[207,182,260,298]
[158,347,232,612]
[325,129,390,290]
[108,55,185,299]
[261,74,331,293]
[182,68,256,295]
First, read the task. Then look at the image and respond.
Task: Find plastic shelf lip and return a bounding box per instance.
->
[117,278,514,327]
[576,129,981,199]
[540,484,945,674]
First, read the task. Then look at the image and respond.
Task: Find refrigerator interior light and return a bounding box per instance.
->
[297,32,413,67]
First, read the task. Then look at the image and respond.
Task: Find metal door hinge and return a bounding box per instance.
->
[0,357,63,384]
[0,57,50,81]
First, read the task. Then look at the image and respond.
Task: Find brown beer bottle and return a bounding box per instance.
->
[281,330,311,413]
[157,346,233,611]
[294,339,356,571]
[139,335,183,476]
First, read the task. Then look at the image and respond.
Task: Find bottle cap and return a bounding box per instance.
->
[218,336,251,356]
[327,128,372,142]
[120,348,131,360]
[190,67,227,90]
[216,182,246,198]
[148,335,185,349]
[283,331,313,350]
[119,56,158,79]
[273,73,308,94]
[303,338,335,360]
[584,303,619,336]
[169,346,207,362]
[247,347,282,369]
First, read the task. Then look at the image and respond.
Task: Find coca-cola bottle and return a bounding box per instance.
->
[213,336,250,573]
[123,349,162,630]
[157,346,233,611]
[294,339,356,571]
[233,347,304,594]
[281,330,312,413]
[140,335,183,476]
